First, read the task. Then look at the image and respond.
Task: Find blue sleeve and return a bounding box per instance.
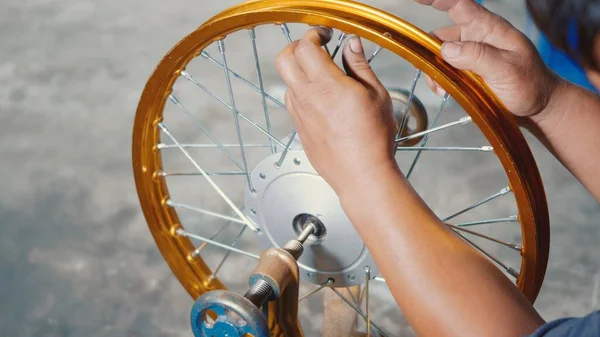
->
[529,311,600,337]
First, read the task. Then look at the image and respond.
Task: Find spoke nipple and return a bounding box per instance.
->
[500,186,511,194]
[200,50,209,59]
[482,146,494,151]
[506,267,519,279]
[459,116,473,123]
[509,215,519,222]
[217,40,225,53]
[248,29,256,40]
[168,94,179,104]
[175,228,186,237]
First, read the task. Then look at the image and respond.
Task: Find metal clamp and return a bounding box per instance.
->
[191,224,316,337]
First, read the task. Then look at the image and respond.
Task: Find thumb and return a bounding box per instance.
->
[441,41,510,81]
[342,36,383,90]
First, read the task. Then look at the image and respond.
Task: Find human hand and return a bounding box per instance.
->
[419,0,561,120]
[275,27,398,197]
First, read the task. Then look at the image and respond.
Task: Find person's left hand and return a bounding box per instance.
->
[275,27,398,197]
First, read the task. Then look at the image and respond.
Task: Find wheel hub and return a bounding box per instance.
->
[244,150,378,287]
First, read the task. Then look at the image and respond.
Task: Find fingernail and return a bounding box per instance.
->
[442,42,461,59]
[349,36,363,54]
[317,26,333,40]
[435,86,446,96]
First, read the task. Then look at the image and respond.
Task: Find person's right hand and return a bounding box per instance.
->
[419,0,562,120]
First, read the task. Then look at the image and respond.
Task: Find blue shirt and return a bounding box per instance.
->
[529,311,600,336]
[537,30,598,93]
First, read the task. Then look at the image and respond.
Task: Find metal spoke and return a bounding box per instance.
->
[280,23,293,43]
[405,93,450,179]
[364,266,371,337]
[454,230,520,278]
[395,116,473,144]
[373,276,386,282]
[158,143,271,149]
[396,69,423,143]
[456,215,519,227]
[446,223,522,251]
[367,44,384,63]
[347,287,361,307]
[276,130,297,167]
[180,71,286,148]
[359,283,367,304]
[210,225,248,281]
[218,40,253,191]
[192,220,235,257]
[331,32,347,59]
[168,94,244,171]
[160,143,492,152]
[274,24,297,166]
[177,229,260,260]
[397,146,493,152]
[442,186,512,222]
[249,28,276,154]
[158,123,257,231]
[200,51,286,109]
[330,288,388,336]
[299,279,334,302]
[166,200,247,225]
[159,171,247,177]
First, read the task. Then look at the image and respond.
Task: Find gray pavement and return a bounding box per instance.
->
[1,0,599,336]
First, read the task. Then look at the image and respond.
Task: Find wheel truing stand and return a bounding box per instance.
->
[190,222,321,337]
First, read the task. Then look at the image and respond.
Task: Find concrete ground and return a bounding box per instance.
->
[1,0,599,336]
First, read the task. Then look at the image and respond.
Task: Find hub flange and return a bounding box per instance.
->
[244,150,378,287]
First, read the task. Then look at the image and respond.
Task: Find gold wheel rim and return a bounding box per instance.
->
[133,0,550,332]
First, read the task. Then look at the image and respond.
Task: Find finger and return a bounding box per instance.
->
[295,27,344,81]
[284,89,297,121]
[415,0,485,26]
[441,41,512,81]
[342,36,383,91]
[284,89,305,133]
[417,0,519,50]
[276,41,308,91]
[425,75,447,96]
[431,25,461,42]
[428,26,459,96]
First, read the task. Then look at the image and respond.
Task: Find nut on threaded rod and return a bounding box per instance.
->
[244,224,315,307]
[244,279,273,308]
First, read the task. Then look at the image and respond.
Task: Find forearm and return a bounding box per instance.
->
[340,167,544,336]
[525,80,600,200]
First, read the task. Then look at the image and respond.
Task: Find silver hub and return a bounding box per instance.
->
[244,150,378,287]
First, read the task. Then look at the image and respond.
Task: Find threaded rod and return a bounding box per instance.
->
[244,279,273,308]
